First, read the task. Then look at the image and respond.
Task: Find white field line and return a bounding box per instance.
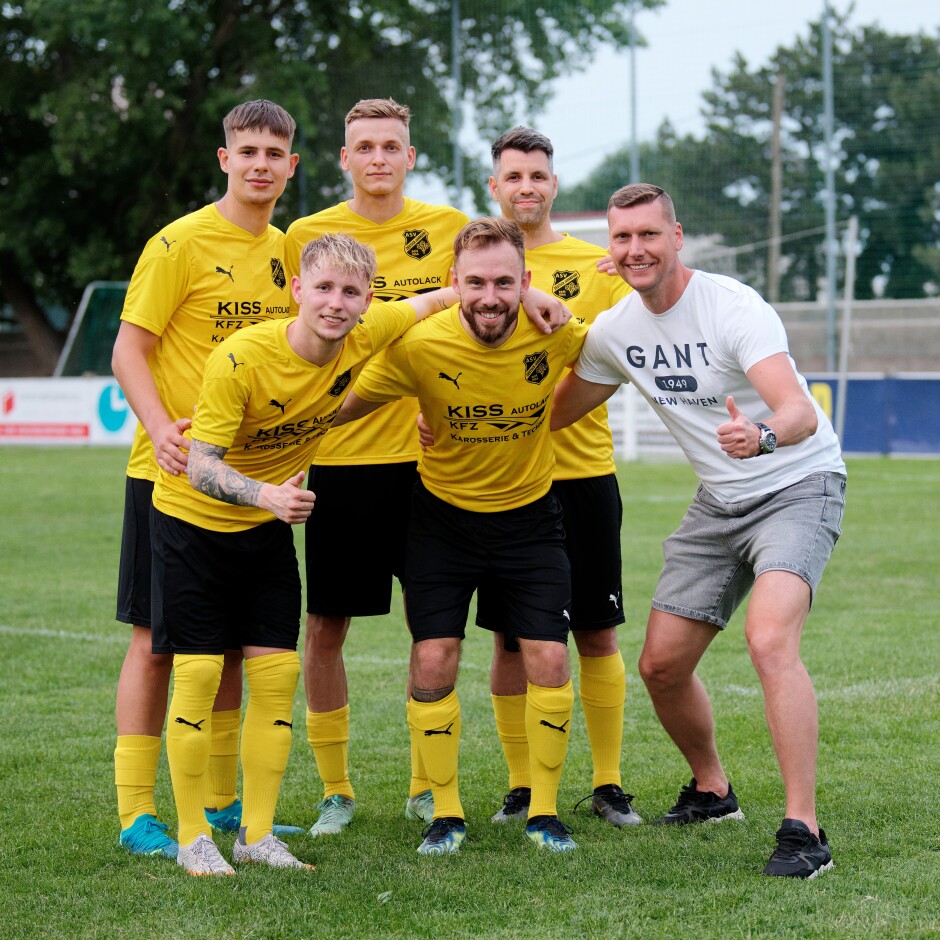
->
[0,624,485,670]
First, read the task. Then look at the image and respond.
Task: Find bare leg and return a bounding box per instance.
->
[116,626,173,735]
[638,609,728,795]
[745,570,818,833]
[303,613,351,712]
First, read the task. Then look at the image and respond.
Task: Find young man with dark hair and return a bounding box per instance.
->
[111,99,299,860]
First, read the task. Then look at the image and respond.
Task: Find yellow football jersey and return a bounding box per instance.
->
[527,235,631,480]
[284,198,469,465]
[121,204,291,481]
[152,302,416,532]
[354,308,588,512]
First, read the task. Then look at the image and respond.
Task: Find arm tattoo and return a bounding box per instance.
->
[188,439,263,507]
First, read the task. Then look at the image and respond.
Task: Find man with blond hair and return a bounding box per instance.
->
[284,99,469,837]
[155,232,484,874]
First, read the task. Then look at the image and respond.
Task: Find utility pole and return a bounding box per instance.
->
[768,71,785,303]
[629,1,640,182]
[451,0,463,202]
[822,0,838,370]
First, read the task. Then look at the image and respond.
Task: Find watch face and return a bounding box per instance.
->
[758,424,777,454]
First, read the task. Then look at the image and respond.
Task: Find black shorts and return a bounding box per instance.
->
[116,477,155,632]
[151,508,301,655]
[305,461,418,617]
[406,482,571,645]
[477,474,625,641]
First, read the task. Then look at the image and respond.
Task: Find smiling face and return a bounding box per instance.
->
[218,127,297,209]
[489,147,558,234]
[453,240,531,347]
[291,264,373,345]
[341,117,416,198]
[607,199,684,306]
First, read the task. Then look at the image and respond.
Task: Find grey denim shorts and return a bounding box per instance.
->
[651,471,846,629]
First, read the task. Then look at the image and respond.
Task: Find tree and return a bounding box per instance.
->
[0,0,664,372]
[556,17,940,301]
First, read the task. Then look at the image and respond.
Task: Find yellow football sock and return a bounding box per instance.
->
[579,652,626,790]
[241,652,300,844]
[307,704,354,800]
[407,708,432,798]
[206,707,240,813]
[115,734,161,830]
[491,693,530,790]
[166,654,223,845]
[407,692,463,819]
[526,679,574,818]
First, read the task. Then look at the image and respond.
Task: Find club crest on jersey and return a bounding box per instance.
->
[403,229,431,260]
[328,369,352,397]
[552,270,581,300]
[270,258,287,289]
[523,351,549,385]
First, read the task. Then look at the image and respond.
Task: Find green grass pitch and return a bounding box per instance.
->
[0,447,937,939]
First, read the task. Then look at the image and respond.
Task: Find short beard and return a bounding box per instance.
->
[462,304,519,346]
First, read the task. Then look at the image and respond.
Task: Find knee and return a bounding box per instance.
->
[305,614,349,657]
[638,649,682,694]
[746,632,799,679]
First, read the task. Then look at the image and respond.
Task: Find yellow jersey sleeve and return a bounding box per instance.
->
[526,234,631,480]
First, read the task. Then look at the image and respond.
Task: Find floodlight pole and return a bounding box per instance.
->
[451,0,463,201]
[822,1,837,371]
[629,2,639,182]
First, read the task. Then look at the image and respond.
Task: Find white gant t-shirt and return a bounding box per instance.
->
[575,271,845,502]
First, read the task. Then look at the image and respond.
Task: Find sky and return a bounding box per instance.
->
[412,0,938,204]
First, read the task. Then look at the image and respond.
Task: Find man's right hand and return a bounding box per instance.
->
[261,471,316,524]
[153,418,192,475]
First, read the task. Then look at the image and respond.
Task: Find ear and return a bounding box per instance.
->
[290,274,302,305]
[405,145,416,170]
[340,147,350,172]
[488,176,499,201]
[519,268,532,296]
[217,147,229,174]
[287,153,300,179]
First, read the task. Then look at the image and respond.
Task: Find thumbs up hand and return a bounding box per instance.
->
[716,396,758,459]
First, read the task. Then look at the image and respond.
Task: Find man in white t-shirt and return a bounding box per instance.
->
[552,183,846,880]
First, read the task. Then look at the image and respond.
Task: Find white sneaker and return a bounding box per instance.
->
[177,834,235,877]
[233,833,315,870]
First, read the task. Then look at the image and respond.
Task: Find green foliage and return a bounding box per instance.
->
[0,0,660,330]
[557,16,940,301]
[1,448,939,938]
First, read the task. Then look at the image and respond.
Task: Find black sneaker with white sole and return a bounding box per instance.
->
[491,787,531,823]
[651,778,744,825]
[763,818,834,879]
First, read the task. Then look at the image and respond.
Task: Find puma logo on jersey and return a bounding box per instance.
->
[270,398,292,414]
[439,371,462,390]
[160,236,177,252]
[227,353,244,370]
[216,264,235,282]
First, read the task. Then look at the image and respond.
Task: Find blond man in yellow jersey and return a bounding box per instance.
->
[333,218,588,856]
[482,128,642,830]
[110,100,298,860]
[283,99,468,837]
[153,234,475,875]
